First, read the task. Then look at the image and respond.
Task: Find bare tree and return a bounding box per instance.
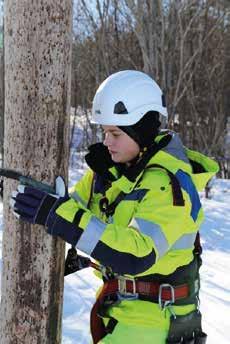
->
[122,1,229,158]
[0,2,4,166]
[0,1,72,343]
[123,0,163,79]
[179,1,229,154]
[70,0,229,175]
[0,44,3,166]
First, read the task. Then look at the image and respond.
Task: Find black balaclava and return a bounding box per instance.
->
[85,110,170,183]
[118,111,161,150]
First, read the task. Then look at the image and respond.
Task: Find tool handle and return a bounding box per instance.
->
[19,176,55,194]
[0,168,55,194]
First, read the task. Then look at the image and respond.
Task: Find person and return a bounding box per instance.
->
[11,70,219,343]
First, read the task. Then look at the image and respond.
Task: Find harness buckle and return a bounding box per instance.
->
[100,265,114,280]
[117,276,139,300]
[159,283,175,310]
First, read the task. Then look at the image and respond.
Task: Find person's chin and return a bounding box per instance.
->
[111,153,122,163]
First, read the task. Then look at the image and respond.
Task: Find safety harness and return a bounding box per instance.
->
[64,163,207,344]
[90,277,194,344]
[65,230,205,344]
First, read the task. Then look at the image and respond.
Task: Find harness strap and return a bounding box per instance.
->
[90,282,109,343]
[90,278,191,344]
[146,163,185,206]
[99,162,185,219]
[194,231,202,255]
[97,278,189,303]
[99,191,125,217]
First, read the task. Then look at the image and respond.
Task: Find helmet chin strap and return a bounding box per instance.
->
[125,154,140,167]
[125,146,148,168]
[118,133,172,182]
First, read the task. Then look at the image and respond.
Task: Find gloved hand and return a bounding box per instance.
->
[11,176,85,246]
[85,143,116,181]
[64,247,91,276]
[11,176,68,226]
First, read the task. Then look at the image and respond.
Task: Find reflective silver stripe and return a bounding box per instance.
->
[163,133,190,164]
[70,191,87,208]
[129,218,169,258]
[171,232,197,250]
[77,216,106,255]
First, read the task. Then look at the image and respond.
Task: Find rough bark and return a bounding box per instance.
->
[0,1,72,343]
[0,25,3,165]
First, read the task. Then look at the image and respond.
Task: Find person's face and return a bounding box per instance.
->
[102,125,140,164]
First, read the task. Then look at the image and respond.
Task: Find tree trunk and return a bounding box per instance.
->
[0,22,3,166]
[0,1,72,343]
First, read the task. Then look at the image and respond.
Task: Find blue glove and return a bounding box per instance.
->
[11,176,84,246]
[11,176,68,226]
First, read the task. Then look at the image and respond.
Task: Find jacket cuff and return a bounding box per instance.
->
[46,209,85,246]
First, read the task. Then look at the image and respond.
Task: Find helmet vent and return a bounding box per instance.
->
[114,101,128,114]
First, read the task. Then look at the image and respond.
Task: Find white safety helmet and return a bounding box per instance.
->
[92,70,168,126]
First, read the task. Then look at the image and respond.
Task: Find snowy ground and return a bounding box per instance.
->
[0,172,230,343]
[198,179,230,343]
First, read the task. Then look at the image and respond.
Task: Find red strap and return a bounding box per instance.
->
[90,282,109,344]
[90,279,190,343]
[101,279,189,301]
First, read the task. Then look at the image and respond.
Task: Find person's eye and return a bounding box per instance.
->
[113,132,121,137]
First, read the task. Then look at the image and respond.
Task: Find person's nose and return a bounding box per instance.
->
[103,133,113,147]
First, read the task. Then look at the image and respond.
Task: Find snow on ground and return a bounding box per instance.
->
[0,175,229,343]
[198,179,230,344]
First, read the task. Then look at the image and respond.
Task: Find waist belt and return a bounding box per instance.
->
[90,277,191,344]
[111,277,189,303]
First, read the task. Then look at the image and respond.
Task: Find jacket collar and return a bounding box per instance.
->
[110,132,173,193]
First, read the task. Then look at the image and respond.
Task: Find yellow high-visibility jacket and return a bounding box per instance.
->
[56,131,219,329]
